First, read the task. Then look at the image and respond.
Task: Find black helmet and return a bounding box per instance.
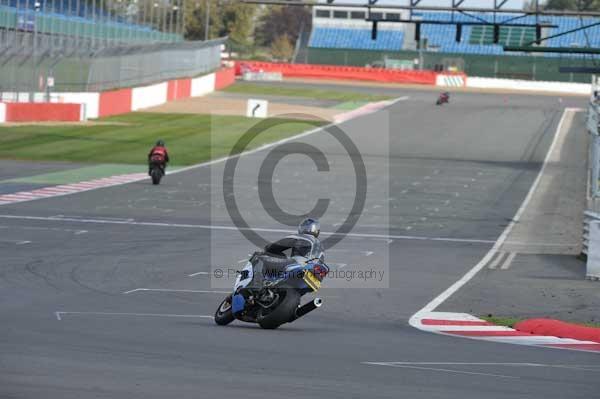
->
[298,218,320,238]
[156,139,165,147]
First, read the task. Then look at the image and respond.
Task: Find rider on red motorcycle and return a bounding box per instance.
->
[148,140,170,175]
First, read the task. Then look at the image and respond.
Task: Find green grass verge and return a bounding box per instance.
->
[4,164,155,184]
[480,316,523,328]
[331,101,370,110]
[481,315,600,329]
[223,82,393,103]
[0,113,322,166]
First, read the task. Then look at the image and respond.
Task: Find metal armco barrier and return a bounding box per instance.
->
[587,105,599,135]
[582,211,600,255]
[584,77,600,268]
[587,76,600,199]
[584,212,600,279]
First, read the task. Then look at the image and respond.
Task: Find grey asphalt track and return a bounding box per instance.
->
[0,160,85,181]
[2,88,599,399]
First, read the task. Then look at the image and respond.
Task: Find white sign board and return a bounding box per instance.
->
[243,72,282,82]
[246,99,268,118]
[587,221,600,279]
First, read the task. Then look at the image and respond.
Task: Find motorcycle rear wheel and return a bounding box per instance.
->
[151,168,162,185]
[257,289,300,330]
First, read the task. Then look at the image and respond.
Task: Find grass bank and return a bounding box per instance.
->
[223,82,393,103]
[0,113,322,166]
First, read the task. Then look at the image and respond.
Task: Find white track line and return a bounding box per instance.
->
[0,214,493,244]
[0,239,30,244]
[188,271,211,277]
[500,252,517,270]
[363,362,600,372]
[410,107,574,320]
[123,288,229,294]
[55,311,213,321]
[487,252,506,270]
[363,362,518,379]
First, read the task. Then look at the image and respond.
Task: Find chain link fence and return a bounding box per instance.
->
[0,0,226,99]
[0,33,224,97]
[86,38,224,91]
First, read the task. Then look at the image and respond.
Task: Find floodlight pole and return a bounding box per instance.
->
[205,0,210,40]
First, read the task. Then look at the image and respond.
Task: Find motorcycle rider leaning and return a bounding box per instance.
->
[148,139,170,176]
[289,218,325,263]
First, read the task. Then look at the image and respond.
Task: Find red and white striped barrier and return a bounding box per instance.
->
[410,312,600,353]
[0,67,236,123]
[436,74,467,87]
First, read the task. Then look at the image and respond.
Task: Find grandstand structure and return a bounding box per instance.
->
[0,0,183,44]
[0,0,225,98]
[290,3,600,82]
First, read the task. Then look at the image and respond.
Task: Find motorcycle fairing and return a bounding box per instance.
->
[232,294,246,315]
[234,261,253,292]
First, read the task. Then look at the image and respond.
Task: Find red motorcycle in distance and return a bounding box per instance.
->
[436,92,450,105]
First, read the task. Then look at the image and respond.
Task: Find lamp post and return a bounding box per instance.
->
[170,4,176,40]
[205,0,209,40]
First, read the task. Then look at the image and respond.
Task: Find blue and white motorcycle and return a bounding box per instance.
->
[214,235,329,329]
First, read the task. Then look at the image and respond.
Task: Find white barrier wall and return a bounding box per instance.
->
[467,77,591,95]
[436,74,466,87]
[53,93,100,119]
[131,82,168,111]
[191,73,216,97]
[0,69,232,122]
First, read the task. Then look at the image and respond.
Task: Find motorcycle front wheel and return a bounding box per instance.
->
[214,295,235,325]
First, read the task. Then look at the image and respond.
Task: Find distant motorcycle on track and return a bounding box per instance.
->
[147,139,169,185]
[436,92,450,105]
[214,237,329,329]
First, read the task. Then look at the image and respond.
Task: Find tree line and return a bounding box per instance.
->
[530,0,600,11]
[184,1,311,60]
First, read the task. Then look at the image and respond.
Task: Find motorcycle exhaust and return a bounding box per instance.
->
[293,298,323,320]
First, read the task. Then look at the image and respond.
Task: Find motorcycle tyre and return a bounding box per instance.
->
[214,295,235,326]
[257,289,300,330]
